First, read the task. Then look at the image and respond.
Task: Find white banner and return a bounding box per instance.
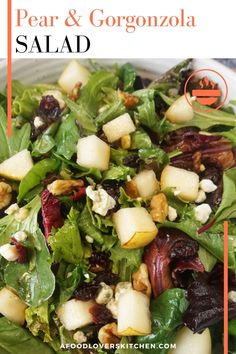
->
[0,0,235,58]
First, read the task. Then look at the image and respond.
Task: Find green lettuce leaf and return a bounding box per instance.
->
[31,122,59,158]
[25,302,52,342]
[159,92,236,130]
[215,167,236,221]
[48,208,83,264]
[0,196,41,246]
[103,164,135,181]
[131,129,152,149]
[136,289,188,354]
[110,243,143,281]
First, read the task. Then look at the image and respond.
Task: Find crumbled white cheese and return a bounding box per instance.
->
[115,282,133,301]
[194,204,212,224]
[168,206,177,221]
[86,186,116,216]
[13,231,27,242]
[195,190,207,204]
[73,330,87,344]
[5,203,19,215]
[43,90,65,109]
[228,291,236,303]
[96,282,113,305]
[199,179,217,193]
[0,244,18,261]
[106,298,118,319]
[14,207,29,222]
[85,235,94,244]
[34,116,44,129]
[5,204,29,222]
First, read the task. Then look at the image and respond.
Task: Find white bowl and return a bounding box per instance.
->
[1,58,236,110]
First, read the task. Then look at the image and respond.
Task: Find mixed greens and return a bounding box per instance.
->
[0,59,236,354]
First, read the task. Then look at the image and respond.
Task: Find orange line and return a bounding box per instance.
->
[7,0,12,137]
[224,221,228,354]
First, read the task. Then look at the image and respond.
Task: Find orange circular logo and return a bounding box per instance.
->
[184,68,228,113]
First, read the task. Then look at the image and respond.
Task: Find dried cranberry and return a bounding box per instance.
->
[94,271,119,285]
[134,76,152,90]
[39,95,60,119]
[123,154,141,168]
[89,252,111,273]
[90,304,114,325]
[101,180,123,203]
[31,95,61,138]
[74,284,100,301]
[11,237,27,263]
[71,187,87,201]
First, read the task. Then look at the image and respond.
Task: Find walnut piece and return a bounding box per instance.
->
[132,263,152,297]
[0,182,12,210]
[121,135,131,150]
[47,179,84,196]
[98,322,120,345]
[150,193,168,223]
[118,90,139,109]
[124,180,139,199]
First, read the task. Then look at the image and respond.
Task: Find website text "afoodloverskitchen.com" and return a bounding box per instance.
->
[60,342,177,350]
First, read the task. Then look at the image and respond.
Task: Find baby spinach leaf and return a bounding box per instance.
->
[215,167,236,222]
[0,318,54,354]
[48,208,83,264]
[95,100,126,127]
[78,203,104,244]
[32,134,55,157]
[136,289,188,354]
[198,246,217,272]
[4,229,55,307]
[118,63,137,92]
[55,113,80,160]
[219,127,236,146]
[18,158,60,202]
[63,97,97,134]
[135,96,158,132]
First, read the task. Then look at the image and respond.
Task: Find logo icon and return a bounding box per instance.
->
[184,69,228,112]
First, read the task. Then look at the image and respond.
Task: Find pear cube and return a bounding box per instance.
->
[77,135,110,171]
[161,165,199,202]
[113,207,158,249]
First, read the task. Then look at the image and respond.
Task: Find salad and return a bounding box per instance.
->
[0,59,235,354]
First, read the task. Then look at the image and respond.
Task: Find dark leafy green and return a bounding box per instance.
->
[18,158,60,202]
[131,129,152,149]
[138,147,169,166]
[118,63,137,92]
[0,106,31,163]
[0,317,54,354]
[136,289,188,354]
